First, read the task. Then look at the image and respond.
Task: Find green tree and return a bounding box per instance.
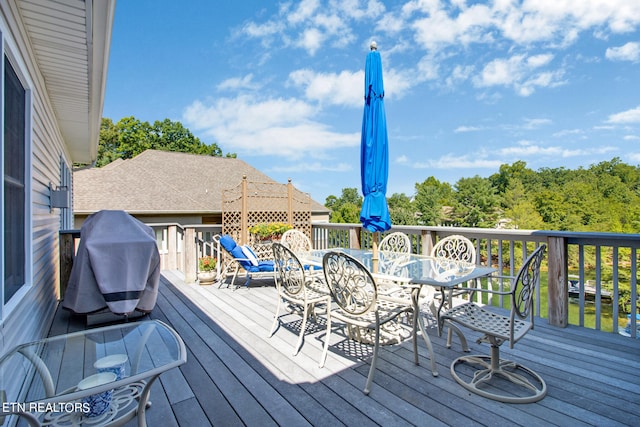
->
[387,193,417,225]
[325,188,363,223]
[452,176,500,227]
[503,179,545,229]
[413,177,454,225]
[96,116,230,167]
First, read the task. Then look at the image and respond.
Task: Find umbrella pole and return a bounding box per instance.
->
[372,232,379,274]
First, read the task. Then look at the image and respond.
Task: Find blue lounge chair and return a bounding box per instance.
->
[214,234,275,288]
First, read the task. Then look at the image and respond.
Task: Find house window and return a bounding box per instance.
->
[3,55,27,304]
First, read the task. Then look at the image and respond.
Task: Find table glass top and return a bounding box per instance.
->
[0,320,186,404]
[304,248,496,287]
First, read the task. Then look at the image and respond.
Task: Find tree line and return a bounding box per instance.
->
[326,159,640,234]
[96,117,639,235]
[95,116,235,167]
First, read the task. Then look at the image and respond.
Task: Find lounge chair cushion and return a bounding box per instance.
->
[247,260,275,272]
[229,245,251,267]
[220,234,237,252]
[241,245,259,266]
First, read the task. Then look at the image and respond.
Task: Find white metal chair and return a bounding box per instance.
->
[441,244,547,403]
[379,231,412,253]
[321,251,427,395]
[430,235,478,350]
[269,243,331,359]
[281,229,312,255]
[281,228,324,279]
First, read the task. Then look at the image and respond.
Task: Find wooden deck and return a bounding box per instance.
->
[50,271,640,427]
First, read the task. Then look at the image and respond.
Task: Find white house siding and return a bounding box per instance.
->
[0,1,79,404]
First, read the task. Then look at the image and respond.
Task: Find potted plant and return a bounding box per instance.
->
[197,255,217,285]
[248,222,292,242]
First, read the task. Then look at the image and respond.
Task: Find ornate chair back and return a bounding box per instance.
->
[379,232,412,253]
[431,235,476,263]
[322,251,377,316]
[272,242,306,298]
[281,229,312,255]
[510,244,546,327]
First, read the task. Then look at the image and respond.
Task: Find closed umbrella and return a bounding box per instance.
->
[360,41,391,271]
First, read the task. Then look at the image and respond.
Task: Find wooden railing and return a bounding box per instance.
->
[60,223,639,338]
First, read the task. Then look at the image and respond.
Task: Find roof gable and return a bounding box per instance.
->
[73,150,328,214]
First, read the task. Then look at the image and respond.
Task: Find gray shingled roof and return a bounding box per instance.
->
[73,150,328,214]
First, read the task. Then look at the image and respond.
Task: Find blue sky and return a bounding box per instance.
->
[103,0,640,204]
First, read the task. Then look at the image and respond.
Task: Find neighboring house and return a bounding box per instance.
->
[73,149,331,227]
[0,0,115,379]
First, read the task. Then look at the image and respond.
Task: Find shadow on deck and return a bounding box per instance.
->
[49,271,640,427]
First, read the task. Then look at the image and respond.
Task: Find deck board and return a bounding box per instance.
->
[45,270,640,427]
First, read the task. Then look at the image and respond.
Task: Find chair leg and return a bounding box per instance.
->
[319,309,331,368]
[230,265,240,287]
[294,304,310,356]
[268,298,283,338]
[363,322,381,395]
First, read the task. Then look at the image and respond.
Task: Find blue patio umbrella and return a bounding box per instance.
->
[360,41,391,234]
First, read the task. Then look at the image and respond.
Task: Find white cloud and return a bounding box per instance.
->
[497,140,617,158]
[297,27,325,55]
[473,54,564,96]
[413,154,502,170]
[410,2,495,50]
[454,125,482,133]
[217,74,260,91]
[553,129,585,138]
[445,65,474,88]
[241,20,283,40]
[287,0,321,25]
[289,69,362,107]
[271,161,352,173]
[332,0,386,20]
[607,106,640,124]
[623,135,640,141]
[395,155,408,163]
[475,55,525,87]
[523,118,552,129]
[183,96,359,159]
[606,42,640,62]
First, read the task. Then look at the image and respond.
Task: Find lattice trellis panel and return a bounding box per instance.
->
[222,177,311,259]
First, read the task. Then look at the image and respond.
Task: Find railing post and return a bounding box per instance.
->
[241,175,248,245]
[167,225,177,270]
[185,227,197,284]
[547,236,568,327]
[421,230,434,255]
[349,225,361,249]
[287,178,293,226]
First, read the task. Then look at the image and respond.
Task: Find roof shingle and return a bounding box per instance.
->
[73,150,328,214]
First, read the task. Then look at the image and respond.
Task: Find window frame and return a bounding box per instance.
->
[1,32,33,320]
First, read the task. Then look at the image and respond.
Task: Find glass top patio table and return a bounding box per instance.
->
[0,320,186,427]
[302,248,496,288]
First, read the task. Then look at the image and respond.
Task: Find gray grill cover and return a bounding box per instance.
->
[62,210,160,315]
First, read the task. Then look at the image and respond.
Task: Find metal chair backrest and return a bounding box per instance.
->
[511,244,546,322]
[379,232,412,253]
[272,242,306,297]
[322,251,377,316]
[281,229,312,254]
[431,235,476,263]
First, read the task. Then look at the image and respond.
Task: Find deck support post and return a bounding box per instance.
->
[547,236,568,327]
